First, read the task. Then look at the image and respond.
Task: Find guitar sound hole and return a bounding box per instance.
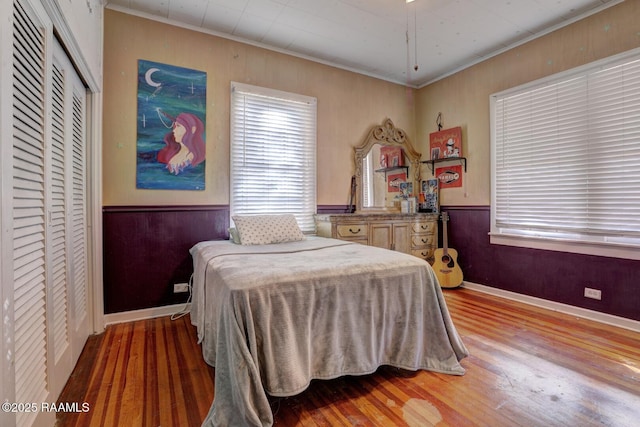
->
[441,255,455,268]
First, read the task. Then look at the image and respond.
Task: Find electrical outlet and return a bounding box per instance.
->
[173,283,189,293]
[584,287,602,300]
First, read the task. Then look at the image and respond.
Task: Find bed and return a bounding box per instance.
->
[190,215,469,427]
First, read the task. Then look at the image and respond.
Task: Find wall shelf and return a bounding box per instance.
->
[421,157,467,173]
[375,166,409,175]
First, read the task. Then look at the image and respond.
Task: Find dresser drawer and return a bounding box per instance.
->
[412,221,436,234]
[412,248,435,260]
[336,223,368,239]
[411,234,435,247]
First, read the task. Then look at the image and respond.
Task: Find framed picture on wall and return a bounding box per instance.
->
[380,146,404,169]
[136,59,207,190]
[430,127,462,159]
[435,164,463,189]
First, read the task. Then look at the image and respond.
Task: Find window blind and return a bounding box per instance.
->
[230,82,317,233]
[492,49,640,247]
[363,154,372,207]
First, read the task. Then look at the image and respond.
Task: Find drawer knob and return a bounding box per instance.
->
[349,228,361,234]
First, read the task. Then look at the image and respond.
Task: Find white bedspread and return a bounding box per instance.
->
[190,236,468,427]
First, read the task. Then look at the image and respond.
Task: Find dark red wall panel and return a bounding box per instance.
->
[103,205,229,313]
[442,206,640,321]
[103,204,639,321]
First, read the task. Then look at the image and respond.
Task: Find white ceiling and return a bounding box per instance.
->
[105,0,619,87]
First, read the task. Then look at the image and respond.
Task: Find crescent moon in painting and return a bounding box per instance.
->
[145,68,162,88]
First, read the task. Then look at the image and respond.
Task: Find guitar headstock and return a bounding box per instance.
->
[441,211,449,222]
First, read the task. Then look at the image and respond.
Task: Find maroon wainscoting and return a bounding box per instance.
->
[103,205,229,314]
[103,204,639,321]
[317,204,353,214]
[442,206,640,322]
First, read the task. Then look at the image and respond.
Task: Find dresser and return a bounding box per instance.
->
[315,213,439,263]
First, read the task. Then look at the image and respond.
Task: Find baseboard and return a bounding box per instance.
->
[103,283,639,333]
[103,303,191,326]
[462,282,640,333]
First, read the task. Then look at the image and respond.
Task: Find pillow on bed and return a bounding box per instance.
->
[232,214,305,245]
[228,227,241,244]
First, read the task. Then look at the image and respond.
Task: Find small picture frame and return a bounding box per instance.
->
[419,178,439,213]
[399,181,413,197]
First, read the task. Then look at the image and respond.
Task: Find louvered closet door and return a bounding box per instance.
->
[58,41,91,378]
[67,52,90,369]
[10,1,91,426]
[46,37,90,403]
[12,2,50,426]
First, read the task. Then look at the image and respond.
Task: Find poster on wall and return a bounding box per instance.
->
[380,146,404,168]
[435,165,463,189]
[387,171,407,192]
[429,127,462,160]
[136,59,207,190]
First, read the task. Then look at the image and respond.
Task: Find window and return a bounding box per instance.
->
[491,48,640,260]
[230,82,317,233]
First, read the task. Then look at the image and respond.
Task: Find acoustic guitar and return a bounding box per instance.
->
[432,212,463,288]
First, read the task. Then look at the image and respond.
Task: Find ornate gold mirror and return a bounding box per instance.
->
[354,118,421,212]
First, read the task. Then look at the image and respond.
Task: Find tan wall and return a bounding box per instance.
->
[102,9,415,206]
[415,0,640,206]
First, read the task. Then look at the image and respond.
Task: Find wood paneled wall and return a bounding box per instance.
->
[103,204,639,322]
[103,205,229,313]
[103,205,348,314]
[443,206,640,322]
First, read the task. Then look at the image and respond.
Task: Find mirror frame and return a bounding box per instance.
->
[354,118,421,212]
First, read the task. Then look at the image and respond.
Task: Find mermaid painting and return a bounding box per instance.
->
[136,59,206,190]
[156,112,205,175]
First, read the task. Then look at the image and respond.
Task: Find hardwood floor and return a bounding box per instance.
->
[57,288,640,426]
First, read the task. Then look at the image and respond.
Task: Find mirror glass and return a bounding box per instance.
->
[361,144,411,209]
[354,119,421,212]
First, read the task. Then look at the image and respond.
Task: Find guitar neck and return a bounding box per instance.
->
[442,213,449,256]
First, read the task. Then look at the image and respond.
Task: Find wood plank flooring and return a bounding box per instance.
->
[56,288,640,426]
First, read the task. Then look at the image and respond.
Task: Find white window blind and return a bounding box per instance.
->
[363,154,373,207]
[491,48,640,250]
[230,82,317,233]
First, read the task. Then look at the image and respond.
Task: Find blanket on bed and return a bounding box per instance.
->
[190,237,468,427]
